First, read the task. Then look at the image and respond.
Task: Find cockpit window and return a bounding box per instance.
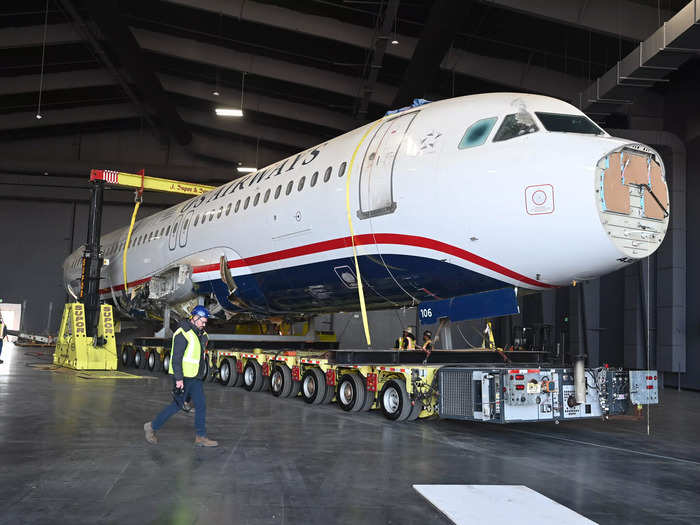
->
[535,112,605,135]
[459,117,497,149]
[492,112,538,142]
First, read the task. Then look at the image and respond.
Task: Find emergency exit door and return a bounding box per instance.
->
[357,112,418,219]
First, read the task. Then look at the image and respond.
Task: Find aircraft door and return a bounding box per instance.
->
[179,210,194,248]
[357,112,418,219]
[168,215,182,251]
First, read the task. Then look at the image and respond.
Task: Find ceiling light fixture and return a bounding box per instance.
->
[391,12,399,45]
[214,71,246,117]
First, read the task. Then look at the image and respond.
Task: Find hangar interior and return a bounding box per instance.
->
[1,1,700,524]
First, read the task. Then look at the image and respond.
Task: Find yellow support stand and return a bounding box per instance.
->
[54,303,118,370]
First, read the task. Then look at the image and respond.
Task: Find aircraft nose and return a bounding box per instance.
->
[595,144,670,260]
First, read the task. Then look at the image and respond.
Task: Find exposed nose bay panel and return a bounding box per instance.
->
[596,144,669,260]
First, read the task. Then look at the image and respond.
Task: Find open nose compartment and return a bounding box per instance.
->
[596,144,670,260]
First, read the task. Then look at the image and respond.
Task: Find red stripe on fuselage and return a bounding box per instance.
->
[191,233,554,289]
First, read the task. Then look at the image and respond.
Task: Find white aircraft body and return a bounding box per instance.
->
[63,93,670,316]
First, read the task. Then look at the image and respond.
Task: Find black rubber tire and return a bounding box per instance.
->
[289,377,301,398]
[301,368,326,404]
[360,380,375,412]
[380,379,411,421]
[133,349,144,369]
[162,353,170,374]
[232,362,244,387]
[120,346,131,368]
[219,358,234,386]
[407,398,422,421]
[147,351,161,372]
[271,365,293,398]
[336,374,365,412]
[244,360,264,392]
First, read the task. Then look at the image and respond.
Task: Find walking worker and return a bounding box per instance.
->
[394,326,416,350]
[0,314,6,364]
[144,306,218,447]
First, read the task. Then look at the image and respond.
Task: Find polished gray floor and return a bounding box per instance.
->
[1,342,699,525]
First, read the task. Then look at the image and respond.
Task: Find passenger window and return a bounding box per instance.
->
[244,196,250,210]
[298,176,305,191]
[160,228,165,237]
[264,189,271,203]
[338,162,346,177]
[148,232,153,242]
[286,181,293,195]
[166,225,171,236]
[194,215,199,227]
[493,113,538,142]
[310,171,318,187]
[235,199,241,213]
[253,193,260,206]
[323,167,332,182]
[459,117,497,149]
[275,185,282,199]
[209,210,214,222]
[217,206,223,218]
[226,202,232,215]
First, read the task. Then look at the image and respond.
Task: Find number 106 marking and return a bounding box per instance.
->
[420,308,432,318]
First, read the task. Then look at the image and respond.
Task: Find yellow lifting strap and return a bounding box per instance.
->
[344,117,385,346]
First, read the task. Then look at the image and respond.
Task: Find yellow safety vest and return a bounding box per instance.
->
[398,336,415,350]
[168,326,206,378]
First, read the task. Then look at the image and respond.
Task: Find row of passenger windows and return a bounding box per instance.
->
[78,161,348,265]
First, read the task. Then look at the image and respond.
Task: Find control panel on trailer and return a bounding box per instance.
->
[439,367,659,423]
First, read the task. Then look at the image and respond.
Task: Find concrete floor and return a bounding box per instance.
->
[1,342,699,525]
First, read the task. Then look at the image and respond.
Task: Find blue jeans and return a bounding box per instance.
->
[0,340,3,357]
[152,377,207,437]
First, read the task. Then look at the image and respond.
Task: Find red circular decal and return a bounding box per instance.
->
[531,190,547,206]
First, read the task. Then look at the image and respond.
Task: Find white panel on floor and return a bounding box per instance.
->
[413,485,597,525]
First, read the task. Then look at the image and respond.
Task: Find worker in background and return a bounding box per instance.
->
[0,314,6,364]
[394,326,416,350]
[421,330,433,355]
[144,306,218,447]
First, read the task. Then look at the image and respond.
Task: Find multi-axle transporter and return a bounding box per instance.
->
[120,338,659,424]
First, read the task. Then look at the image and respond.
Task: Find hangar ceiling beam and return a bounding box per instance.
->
[54,1,166,144]
[0,70,114,95]
[132,29,396,106]
[392,0,470,108]
[162,0,586,101]
[178,107,321,151]
[158,74,355,131]
[0,104,139,131]
[474,0,673,42]
[82,0,192,146]
[0,23,79,49]
[356,0,400,119]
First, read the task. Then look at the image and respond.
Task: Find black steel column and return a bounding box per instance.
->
[80,180,104,338]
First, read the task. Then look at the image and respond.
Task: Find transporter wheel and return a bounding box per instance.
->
[380,379,411,421]
[133,349,144,369]
[162,353,170,374]
[271,365,293,398]
[120,346,132,368]
[301,368,326,404]
[336,374,365,412]
[407,398,422,421]
[360,381,375,412]
[147,351,161,372]
[289,377,301,398]
[244,360,264,392]
[321,381,335,404]
[219,358,235,386]
[232,359,244,387]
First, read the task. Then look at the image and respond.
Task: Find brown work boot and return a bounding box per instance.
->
[144,421,158,445]
[194,435,218,447]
